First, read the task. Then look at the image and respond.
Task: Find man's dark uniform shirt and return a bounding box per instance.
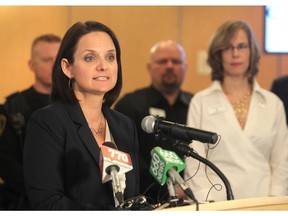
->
[114,85,193,204]
[271,75,288,125]
[0,87,50,209]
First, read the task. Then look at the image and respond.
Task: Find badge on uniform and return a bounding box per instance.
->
[0,114,7,136]
[149,107,166,118]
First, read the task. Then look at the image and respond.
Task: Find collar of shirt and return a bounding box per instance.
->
[148,85,192,106]
[205,80,268,105]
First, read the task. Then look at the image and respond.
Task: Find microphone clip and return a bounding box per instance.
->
[153,115,164,135]
[153,116,192,146]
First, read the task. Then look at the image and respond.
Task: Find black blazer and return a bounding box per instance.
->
[23,102,139,210]
[271,75,288,125]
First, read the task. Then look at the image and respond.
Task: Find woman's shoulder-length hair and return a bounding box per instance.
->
[208,20,261,84]
[51,21,122,108]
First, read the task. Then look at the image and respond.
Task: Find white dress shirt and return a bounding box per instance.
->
[184,80,288,202]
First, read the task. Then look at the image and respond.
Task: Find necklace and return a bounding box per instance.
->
[222,84,252,128]
[231,92,250,120]
[230,91,251,127]
[89,115,103,136]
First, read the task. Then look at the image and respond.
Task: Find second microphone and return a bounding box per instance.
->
[141,115,219,144]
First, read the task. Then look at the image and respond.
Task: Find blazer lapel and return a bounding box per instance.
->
[63,102,101,167]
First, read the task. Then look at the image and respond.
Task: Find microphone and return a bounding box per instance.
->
[100,142,133,207]
[141,115,218,144]
[149,146,186,186]
[149,147,198,204]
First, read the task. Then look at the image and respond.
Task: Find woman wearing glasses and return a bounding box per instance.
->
[183,20,288,202]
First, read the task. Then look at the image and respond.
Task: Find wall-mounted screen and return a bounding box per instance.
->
[264,5,288,54]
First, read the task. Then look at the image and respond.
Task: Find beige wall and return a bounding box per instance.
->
[1,6,287,103]
[0,6,67,102]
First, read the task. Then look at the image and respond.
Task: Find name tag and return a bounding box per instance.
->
[208,105,226,115]
[149,107,166,118]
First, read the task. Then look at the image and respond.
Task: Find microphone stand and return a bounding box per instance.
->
[174,141,234,201]
[108,166,124,208]
[166,176,181,207]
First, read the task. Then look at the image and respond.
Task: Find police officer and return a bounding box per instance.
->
[0,34,61,209]
[114,40,193,205]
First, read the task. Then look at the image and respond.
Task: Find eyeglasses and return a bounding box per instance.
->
[222,43,249,53]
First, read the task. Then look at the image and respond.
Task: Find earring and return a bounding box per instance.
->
[68,78,74,90]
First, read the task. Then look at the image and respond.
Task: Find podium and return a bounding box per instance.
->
[163,196,288,211]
